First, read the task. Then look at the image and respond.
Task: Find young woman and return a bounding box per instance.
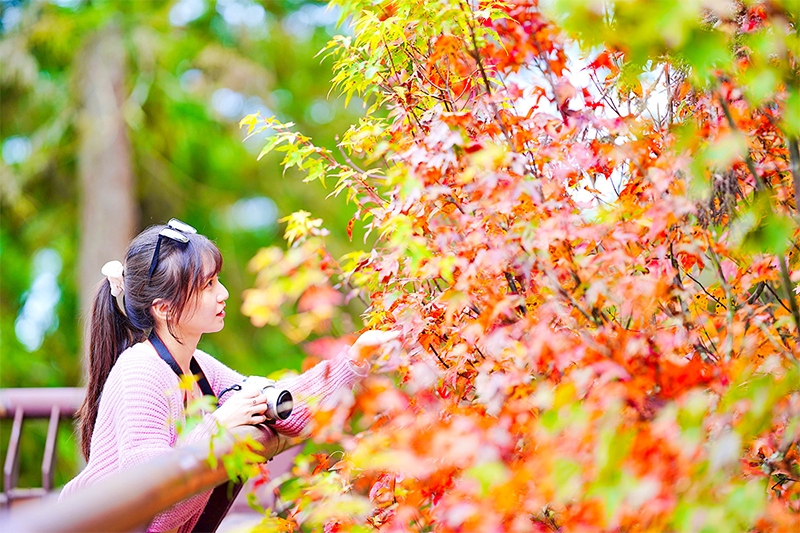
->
[59,219,368,532]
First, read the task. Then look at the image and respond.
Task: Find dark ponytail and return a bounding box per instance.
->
[77,279,142,460]
[75,223,222,460]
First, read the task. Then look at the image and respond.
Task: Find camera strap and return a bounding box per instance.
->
[148,331,243,532]
[148,331,215,399]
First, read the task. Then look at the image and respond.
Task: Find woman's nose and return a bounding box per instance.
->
[218,282,229,301]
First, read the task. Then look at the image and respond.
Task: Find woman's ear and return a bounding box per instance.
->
[151,299,170,323]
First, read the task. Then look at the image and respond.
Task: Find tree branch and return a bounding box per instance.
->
[778,255,800,342]
[716,91,768,192]
[789,137,800,212]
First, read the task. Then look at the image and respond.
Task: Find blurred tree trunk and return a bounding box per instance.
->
[76,23,137,365]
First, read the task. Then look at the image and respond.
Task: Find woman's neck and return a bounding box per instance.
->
[151,326,199,374]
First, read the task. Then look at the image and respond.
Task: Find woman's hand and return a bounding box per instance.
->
[347,329,401,365]
[212,387,269,429]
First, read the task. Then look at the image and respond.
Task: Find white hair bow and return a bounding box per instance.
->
[101,260,125,297]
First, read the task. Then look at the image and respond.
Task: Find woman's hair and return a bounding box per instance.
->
[77,223,223,460]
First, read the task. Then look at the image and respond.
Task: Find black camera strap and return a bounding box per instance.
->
[148,331,243,532]
[148,331,215,400]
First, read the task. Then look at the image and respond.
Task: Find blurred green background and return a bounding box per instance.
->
[0,0,364,487]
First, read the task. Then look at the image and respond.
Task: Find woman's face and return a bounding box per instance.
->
[178,271,229,338]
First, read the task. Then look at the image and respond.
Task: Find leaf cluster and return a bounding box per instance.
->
[243,1,800,531]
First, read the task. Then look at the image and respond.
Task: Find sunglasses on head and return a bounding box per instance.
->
[147,218,198,279]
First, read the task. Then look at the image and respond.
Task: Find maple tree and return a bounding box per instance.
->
[240,0,800,531]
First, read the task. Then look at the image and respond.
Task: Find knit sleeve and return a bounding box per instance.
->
[191,350,366,437]
[271,353,367,437]
[192,350,244,404]
[112,357,216,532]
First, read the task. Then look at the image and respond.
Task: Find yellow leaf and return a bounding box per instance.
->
[239,113,260,136]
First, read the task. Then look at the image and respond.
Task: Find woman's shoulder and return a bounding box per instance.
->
[193,348,235,370]
[193,349,243,386]
[192,348,221,371]
[111,342,176,384]
[116,341,158,365]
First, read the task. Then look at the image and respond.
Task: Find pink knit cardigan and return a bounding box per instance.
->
[59,342,364,532]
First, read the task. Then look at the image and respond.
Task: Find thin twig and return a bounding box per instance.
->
[541,266,602,326]
[756,321,795,361]
[747,282,766,305]
[764,282,793,314]
[716,91,768,192]
[429,344,450,369]
[680,266,726,309]
[778,255,800,342]
[703,233,735,360]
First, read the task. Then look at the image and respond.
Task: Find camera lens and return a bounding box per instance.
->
[263,387,294,420]
[275,390,293,420]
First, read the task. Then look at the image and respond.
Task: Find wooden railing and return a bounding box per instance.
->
[0,387,85,508]
[0,389,296,532]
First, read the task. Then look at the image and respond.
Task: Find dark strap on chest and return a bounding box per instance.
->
[192,483,243,533]
[148,331,215,399]
[149,332,239,532]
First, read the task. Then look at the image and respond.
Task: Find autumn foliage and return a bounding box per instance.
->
[241,0,800,531]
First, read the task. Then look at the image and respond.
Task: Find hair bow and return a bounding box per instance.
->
[101,260,125,297]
